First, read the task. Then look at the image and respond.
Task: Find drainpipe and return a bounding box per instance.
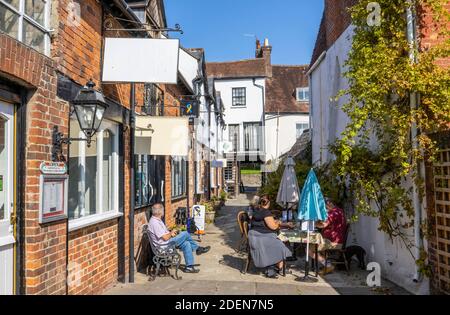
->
[253,78,266,183]
[407,0,423,283]
[129,84,136,283]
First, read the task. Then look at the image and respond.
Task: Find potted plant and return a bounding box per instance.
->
[203,201,216,224]
[219,190,228,207]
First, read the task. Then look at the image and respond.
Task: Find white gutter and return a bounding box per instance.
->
[407,0,424,283]
[307,51,326,150]
[306,51,327,76]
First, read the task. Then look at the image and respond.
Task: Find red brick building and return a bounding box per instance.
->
[0,0,219,295]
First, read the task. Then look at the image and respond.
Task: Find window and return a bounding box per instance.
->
[68,119,120,227]
[232,88,246,106]
[135,155,164,207]
[224,160,233,181]
[0,0,50,55]
[296,123,309,139]
[244,122,262,152]
[171,157,186,199]
[228,124,240,152]
[296,87,309,102]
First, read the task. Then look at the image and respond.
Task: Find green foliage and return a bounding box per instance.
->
[331,0,450,257]
[219,190,228,202]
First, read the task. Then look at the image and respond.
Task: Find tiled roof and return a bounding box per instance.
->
[206,59,267,79]
[265,65,309,113]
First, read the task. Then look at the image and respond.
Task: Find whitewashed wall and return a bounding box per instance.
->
[214,78,265,153]
[309,25,429,295]
[264,113,309,162]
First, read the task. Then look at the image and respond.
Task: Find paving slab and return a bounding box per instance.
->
[105,195,410,296]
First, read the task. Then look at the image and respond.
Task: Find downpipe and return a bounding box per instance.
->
[406,1,424,283]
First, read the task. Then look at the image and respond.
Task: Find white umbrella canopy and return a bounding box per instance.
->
[276,157,300,213]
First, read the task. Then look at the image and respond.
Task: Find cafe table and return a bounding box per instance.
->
[278,229,325,277]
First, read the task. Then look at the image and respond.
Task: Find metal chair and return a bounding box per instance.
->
[143,224,182,281]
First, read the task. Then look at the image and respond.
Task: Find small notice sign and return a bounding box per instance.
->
[40,162,67,175]
[39,175,68,224]
[192,205,205,235]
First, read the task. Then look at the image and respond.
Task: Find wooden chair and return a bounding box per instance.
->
[324,224,351,273]
[236,211,250,253]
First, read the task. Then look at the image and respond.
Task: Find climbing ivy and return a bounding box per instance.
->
[331,0,450,257]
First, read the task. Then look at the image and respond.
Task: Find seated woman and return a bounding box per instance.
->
[308,198,347,275]
[248,195,294,278]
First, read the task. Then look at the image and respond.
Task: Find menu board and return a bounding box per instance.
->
[39,175,68,224]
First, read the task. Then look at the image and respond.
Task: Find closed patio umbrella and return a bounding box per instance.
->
[276,156,299,221]
[298,169,328,278]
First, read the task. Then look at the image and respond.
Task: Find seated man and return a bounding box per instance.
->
[148,203,211,274]
[309,198,347,275]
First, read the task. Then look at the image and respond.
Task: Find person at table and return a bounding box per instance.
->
[308,198,347,275]
[247,195,260,220]
[248,195,294,278]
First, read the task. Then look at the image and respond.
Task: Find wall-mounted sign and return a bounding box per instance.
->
[181,99,199,118]
[211,159,227,168]
[40,162,67,175]
[39,175,68,224]
[102,38,180,84]
[221,141,233,154]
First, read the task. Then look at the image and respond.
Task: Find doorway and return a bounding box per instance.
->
[0,101,14,295]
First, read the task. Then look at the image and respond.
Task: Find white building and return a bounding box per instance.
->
[308,0,429,294]
[206,40,310,194]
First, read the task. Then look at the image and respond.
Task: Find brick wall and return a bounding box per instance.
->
[0,32,67,295]
[68,220,118,295]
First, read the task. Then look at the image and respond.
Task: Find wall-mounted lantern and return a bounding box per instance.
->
[52,80,108,161]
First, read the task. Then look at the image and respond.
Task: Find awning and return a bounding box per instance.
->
[135,116,189,156]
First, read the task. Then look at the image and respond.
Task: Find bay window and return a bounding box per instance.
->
[68,118,120,230]
[0,0,51,55]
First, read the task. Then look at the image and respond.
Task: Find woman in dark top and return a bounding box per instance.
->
[248,195,294,278]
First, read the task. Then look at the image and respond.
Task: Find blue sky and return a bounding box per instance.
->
[164,0,324,65]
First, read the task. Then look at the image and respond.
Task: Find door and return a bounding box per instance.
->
[0,101,14,295]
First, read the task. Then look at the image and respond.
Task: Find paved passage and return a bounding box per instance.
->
[106,195,409,295]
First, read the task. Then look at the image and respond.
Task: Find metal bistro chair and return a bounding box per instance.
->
[324,224,351,273]
[143,224,182,281]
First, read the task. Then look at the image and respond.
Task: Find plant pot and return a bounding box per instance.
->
[205,211,216,224]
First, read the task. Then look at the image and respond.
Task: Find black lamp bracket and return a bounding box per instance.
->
[52,125,89,162]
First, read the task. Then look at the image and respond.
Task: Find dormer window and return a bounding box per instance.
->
[296,87,309,102]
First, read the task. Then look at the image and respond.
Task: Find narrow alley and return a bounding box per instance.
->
[106,194,409,296]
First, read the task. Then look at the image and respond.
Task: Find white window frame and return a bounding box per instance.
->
[0,0,51,55]
[296,87,309,102]
[296,123,309,139]
[69,119,122,232]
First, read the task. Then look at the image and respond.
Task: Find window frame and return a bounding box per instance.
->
[0,0,51,55]
[296,123,309,139]
[243,122,262,152]
[296,87,309,102]
[171,156,187,200]
[232,87,247,107]
[68,119,121,232]
[228,124,240,152]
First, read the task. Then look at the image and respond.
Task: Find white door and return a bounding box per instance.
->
[0,101,14,295]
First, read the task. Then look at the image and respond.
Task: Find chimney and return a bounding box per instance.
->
[261,38,272,77]
[255,39,262,58]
